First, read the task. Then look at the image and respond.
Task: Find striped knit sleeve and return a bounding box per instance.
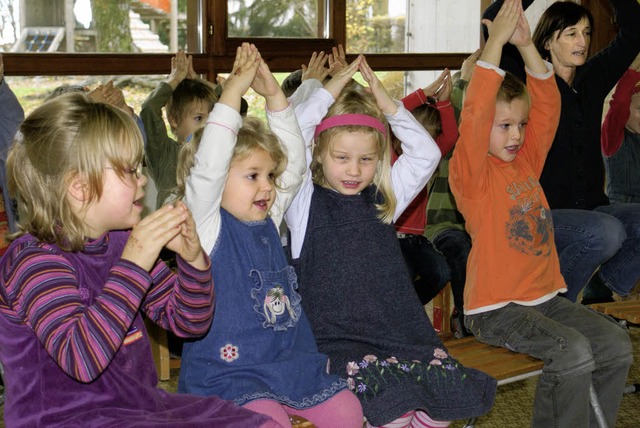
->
[4,243,150,383]
[142,252,214,338]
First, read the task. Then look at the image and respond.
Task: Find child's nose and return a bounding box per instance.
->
[346,160,360,176]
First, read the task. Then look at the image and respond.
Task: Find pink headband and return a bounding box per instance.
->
[314,114,387,138]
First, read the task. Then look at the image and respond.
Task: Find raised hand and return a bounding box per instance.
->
[358,56,397,115]
[324,54,362,99]
[219,43,261,112]
[252,58,288,111]
[167,50,193,89]
[509,1,533,48]
[481,0,519,49]
[461,49,482,82]
[301,51,330,83]
[422,69,451,101]
[328,44,348,77]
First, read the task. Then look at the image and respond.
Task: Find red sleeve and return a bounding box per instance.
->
[401,88,427,111]
[434,101,458,156]
[602,69,640,156]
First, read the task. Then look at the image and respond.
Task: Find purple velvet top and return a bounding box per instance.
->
[0,231,270,427]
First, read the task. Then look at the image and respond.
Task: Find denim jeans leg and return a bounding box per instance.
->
[465,297,632,428]
[433,229,471,310]
[551,209,625,301]
[594,203,640,295]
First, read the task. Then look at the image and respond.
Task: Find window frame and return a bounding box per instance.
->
[2,0,614,80]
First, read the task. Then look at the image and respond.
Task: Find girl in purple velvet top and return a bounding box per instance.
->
[0,92,274,427]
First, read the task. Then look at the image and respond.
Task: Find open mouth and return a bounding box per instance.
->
[254,199,269,210]
[505,145,520,154]
[342,181,361,189]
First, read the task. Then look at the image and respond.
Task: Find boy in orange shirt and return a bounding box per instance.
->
[449,1,632,426]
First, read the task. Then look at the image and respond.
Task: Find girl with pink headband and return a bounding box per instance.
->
[286,55,496,428]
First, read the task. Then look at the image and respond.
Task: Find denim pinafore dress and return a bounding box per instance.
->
[179,209,346,408]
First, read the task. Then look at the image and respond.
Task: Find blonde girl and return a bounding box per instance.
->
[176,43,363,428]
[285,56,497,428]
[0,92,272,427]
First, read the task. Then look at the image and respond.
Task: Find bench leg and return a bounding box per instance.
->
[590,383,608,428]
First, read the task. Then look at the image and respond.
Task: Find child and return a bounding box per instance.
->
[449,1,633,426]
[601,52,640,204]
[286,55,496,427]
[425,50,482,338]
[141,50,218,208]
[0,92,273,427]
[177,43,363,428]
[393,69,457,306]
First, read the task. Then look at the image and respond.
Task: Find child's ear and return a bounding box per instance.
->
[67,173,89,203]
[168,114,179,130]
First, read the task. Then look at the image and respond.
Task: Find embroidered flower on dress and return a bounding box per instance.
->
[433,348,448,359]
[347,377,356,390]
[345,352,467,401]
[220,344,239,362]
[346,361,360,376]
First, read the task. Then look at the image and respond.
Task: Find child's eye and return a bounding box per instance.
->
[500,124,510,130]
[361,157,373,162]
[268,173,276,181]
[519,122,528,129]
[194,115,204,122]
[247,174,258,180]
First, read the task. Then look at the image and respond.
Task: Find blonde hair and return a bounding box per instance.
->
[311,87,396,223]
[174,116,287,202]
[7,92,144,251]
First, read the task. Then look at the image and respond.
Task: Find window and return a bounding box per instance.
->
[227,0,326,38]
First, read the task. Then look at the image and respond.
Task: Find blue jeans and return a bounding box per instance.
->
[465,296,632,428]
[552,205,640,300]
[397,234,451,305]
[432,229,471,310]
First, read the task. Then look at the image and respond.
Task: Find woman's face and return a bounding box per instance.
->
[546,17,591,70]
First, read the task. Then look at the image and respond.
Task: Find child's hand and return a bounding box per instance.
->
[481,0,519,49]
[461,49,482,82]
[186,56,198,80]
[121,204,192,272]
[164,201,208,270]
[328,44,348,77]
[301,51,330,83]
[252,58,289,111]
[359,56,397,115]
[219,43,260,112]
[167,50,192,89]
[508,1,533,48]
[435,69,452,102]
[324,54,362,99]
[422,69,450,100]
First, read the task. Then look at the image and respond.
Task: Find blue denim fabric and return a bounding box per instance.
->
[593,203,640,295]
[432,229,471,310]
[552,206,640,300]
[551,209,624,301]
[465,297,632,428]
[398,234,451,305]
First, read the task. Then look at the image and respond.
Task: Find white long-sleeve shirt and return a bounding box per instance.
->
[185,102,307,254]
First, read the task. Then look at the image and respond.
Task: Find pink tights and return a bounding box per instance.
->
[365,411,450,428]
[243,389,363,428]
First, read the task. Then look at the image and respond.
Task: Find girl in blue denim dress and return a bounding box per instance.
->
[176,43,363,428]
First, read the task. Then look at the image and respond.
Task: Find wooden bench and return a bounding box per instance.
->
[432,284,544,387]
[144,318,181,381]
[588,300,640,324]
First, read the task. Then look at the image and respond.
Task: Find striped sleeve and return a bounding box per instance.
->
[4,243,150,383]
[142,252,214,337]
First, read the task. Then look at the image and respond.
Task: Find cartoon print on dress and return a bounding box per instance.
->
[250,265,302,331]
[505,178,553,256]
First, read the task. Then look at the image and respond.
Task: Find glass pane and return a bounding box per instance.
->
[0,0,203,53]
[346,0,480,54]
[227,0,323,38]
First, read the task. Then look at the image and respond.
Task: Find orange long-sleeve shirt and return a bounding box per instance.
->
[449,63,566,314]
